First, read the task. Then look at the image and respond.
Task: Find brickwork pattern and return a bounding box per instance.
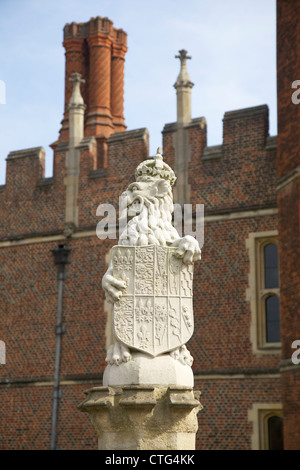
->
[0,385,97,450]
[277,0,300,179]
[0,149,66,238]
[86,34,112,133]
[194,377,281,450]
[277,181,300,360]
[78,129,149,229]
[190,216,279,372]
[111,55,126,129]
[281,370,300,450]
[188,107,277,213]
[277,0,300,450]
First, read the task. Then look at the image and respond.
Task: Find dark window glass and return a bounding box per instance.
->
[264,244,279,288]
[266,296,280,342]
[268,415,283,450]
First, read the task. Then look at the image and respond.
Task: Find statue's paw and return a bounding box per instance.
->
[102,273,126,303]
[170,345,193,367]
[172,236,201,265]
[105,342,131,366]
[170,348,179,361]
[181,345,194,366]
[122,350,131,363]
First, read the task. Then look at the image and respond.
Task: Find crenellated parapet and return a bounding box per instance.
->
[5,147,46,195]
[0,127,148,239]
[163,104,277,213]
[0,101,277,241]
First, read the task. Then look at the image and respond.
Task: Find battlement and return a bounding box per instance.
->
[162,104,277,212]
[88,16,114,35]
[112,28,128,48]
[63,21,88,39]
[223,104,269,121]
[0,101,277,241]
[5,147,46,191]
[63,17,127,45]
[163,117,207,134]
[222,104,269,148]
[0,126,149,239]
[107,128,149,144]
[163,105,272,152]
[6,146,45,161]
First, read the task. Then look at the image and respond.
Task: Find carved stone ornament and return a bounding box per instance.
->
[63,221,76,238]
[112,245,194,357]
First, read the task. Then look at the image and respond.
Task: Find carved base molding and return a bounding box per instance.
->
[78,385,202,450]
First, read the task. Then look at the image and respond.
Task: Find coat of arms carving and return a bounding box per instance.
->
[112,245,194,357]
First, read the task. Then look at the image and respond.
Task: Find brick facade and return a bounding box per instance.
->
[277,0,300,450]
[0,8,298,450]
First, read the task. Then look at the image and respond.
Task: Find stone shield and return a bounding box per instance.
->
[112,245,194,357]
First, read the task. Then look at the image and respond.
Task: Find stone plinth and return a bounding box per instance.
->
[103,352,194,387]
[78,385,202,450]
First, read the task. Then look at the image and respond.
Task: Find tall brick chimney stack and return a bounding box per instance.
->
[59,17,127,148]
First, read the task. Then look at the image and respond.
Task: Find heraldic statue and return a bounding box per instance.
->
[102,148,201,386]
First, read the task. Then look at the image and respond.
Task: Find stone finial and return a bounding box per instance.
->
[174,50,194,89]
[65,72,86,229]
[175,49,191,64]
[69,72,86,107]
[174,49,194,126]
[69,71,85,84]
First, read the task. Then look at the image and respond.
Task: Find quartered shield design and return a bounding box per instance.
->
[112,245,194,357]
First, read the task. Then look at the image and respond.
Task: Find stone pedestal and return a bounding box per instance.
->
[103,352,194,387]
[78,385,202,450]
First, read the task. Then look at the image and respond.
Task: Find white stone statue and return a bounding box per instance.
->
[102,148,201,386]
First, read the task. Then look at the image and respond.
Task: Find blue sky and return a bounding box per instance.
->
[0,0,276,184]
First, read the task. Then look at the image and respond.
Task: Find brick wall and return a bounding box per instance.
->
[195,377,280,450]
[277,0,300,450]
[0,104,280,449]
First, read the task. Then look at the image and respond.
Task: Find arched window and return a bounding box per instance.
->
[257,237,280,348]
[249,403,283,449]
[246,232,281,352]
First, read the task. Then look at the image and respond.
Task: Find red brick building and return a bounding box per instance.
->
[276,0,300,450]
[0,3,299,450]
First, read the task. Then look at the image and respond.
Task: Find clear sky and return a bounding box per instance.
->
[0,0,276,184]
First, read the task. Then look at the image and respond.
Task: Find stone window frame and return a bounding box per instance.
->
[246,231,281,355]
[248,403,283,450]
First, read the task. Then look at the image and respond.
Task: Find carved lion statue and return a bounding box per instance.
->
[102,148,201,367]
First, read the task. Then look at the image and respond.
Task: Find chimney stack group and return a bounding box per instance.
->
[59,17,127,149]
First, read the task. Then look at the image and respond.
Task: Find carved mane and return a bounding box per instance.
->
[118,188,179,246]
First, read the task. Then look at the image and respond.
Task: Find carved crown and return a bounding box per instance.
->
[135,148,176,186]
